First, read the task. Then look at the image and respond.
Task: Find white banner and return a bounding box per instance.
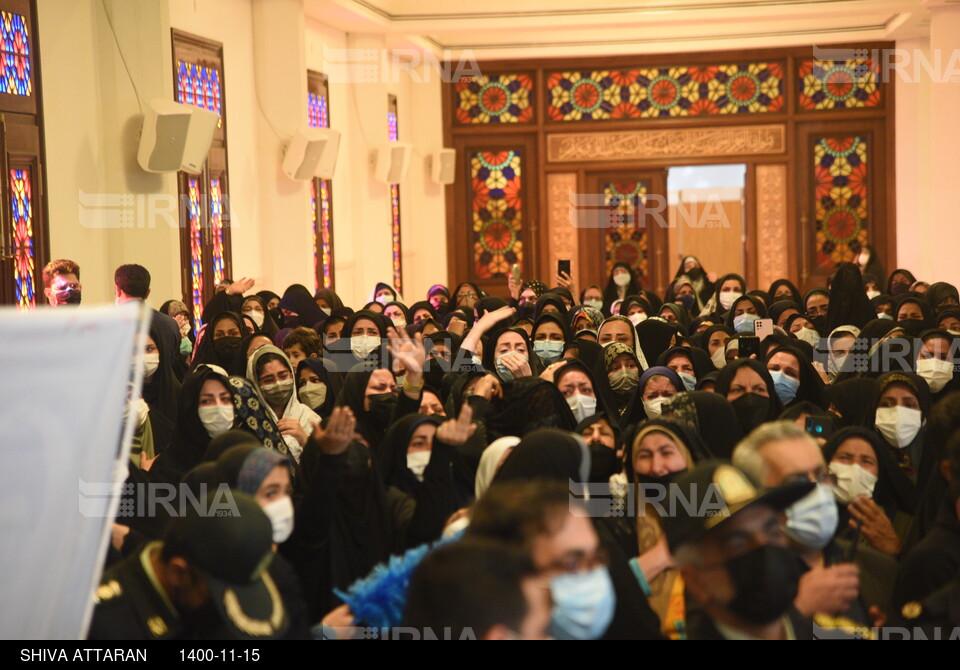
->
[0,303,148,639]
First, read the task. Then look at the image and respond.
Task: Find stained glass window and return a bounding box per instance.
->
[187,177,203,328]
[209,178,224,287]
[546,63,784,121]
[310,179,334,290]
[471,150,523,279]
[814,136,868,269]
[602,182,649,284]
[10,168,33,309]
[0,11,30,96]
[388,94,402,293]
[456,73,534,124]
[799,58,881,110]
[308,71,334,291]
[176,60,222,129]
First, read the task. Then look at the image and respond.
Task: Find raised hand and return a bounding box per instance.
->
[311,406,356,455]
[848,496,902,556]
[437,402,477,446]
[227,277,255,296]
[277,417,308,446]
[539,360,567,383]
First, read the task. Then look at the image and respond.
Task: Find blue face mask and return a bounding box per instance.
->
[733,312,760,333]
[769,370,800,405]
[548,565,617,640]
[496,353,526,382]
[676,294,697,312]
[534,340,565,365]
[678,371,697,392]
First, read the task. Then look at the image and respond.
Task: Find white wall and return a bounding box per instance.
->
[36,0,447,311]
[38,0,177,307]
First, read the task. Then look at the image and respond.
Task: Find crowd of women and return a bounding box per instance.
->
[100,248,960,639]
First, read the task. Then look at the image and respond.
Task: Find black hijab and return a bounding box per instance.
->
[297,357,342,419]
[656,345,714,384]
[663,390,743,458]
[636,318,683,367]
[887,269,917,297]
[826,377,880,427]
[482,327,543,382]
[764,344,829,410]
[534,293,569,322]
[926,282,960,314]
[724,295,767,330]
[494,428,589,485]
[279,284,325,329]
[143,320,181,430]
[768,300,802,328]
[658,303,691,335]
[486,378,578,441]
[767,278,804,307]
[562,339,604,372]
[602,262,642,313]
[715,358,784,433]
[188,311,249,374]
[241,294,280,338]
[894,294,934,331]
[826,262,878,332]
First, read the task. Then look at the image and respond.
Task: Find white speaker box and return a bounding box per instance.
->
[428,148,456,185]
[372,143,413,184]
[282,128,341,181]
[137,99,218,174]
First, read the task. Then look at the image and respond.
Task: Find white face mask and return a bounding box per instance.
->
[711,346,728,370]
[784,483,839,549]
[198,404,234,438]
[718,291,742,311]
[628,312,647,326]
[677,371,697,392]
[262,496,294,543]
[829,462,878,504]
[916,357,953,393]
[613,272,631,287]
[391,317,407,329]
[585,299,603,311]
[866,290,881,301]
[298,381,327,409]
[320,307,332,316]
[643,397,665,417]
[245,310,264,328]
[143,353,160,378]
[566,393,598,423]
[795,327,821,348]
[407,450,432,482]
[351,335,381,359]
[875,405,922,448]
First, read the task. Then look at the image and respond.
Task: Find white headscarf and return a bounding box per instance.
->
[475,436,521,498]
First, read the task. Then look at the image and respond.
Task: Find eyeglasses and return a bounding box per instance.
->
[457,292,478,300]
[783,470,837,487]
[542,547,609,575]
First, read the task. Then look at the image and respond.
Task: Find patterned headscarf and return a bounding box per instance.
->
[603,342,637,372]
[521,280,547,297]
[226,376,289,455]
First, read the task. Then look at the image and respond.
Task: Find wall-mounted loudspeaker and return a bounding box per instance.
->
[282,128,341,181]
[137,99,218,174]
[427,148,456,185]
[371,143,413,184]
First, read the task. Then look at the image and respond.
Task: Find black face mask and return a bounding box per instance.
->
[367,392,398,431]
[283,313,301,328]
[424,357,447,391]
[269,307,283,325]
[724,544,807,624]
[686,267,704,280]
[634,469,687,487]
[55,288,82,305]
[890,282,910,297]
[588,442,620,482]
[213,336,241,361]
[676,294,697,312]
[810,315,827,334]
[730,392,772,433]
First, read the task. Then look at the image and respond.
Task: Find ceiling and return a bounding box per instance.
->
[306,0,933,60]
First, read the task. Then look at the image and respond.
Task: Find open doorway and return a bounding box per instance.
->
[667,164,747,281]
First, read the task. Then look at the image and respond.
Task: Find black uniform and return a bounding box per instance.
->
[889,575,960,639]
[88,543,310,640]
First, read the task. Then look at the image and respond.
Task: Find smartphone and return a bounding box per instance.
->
[805,415,835,441]
[738,335,760,359]
[557,259,571,279]
[511,263,521,285]
[754,318,773,342]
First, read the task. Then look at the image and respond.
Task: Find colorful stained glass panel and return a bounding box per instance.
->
[308,92,328,129]
[209,178,224,287]
[799,59,881,110]
[0,12,30,96]
[814,136,868,269]
[176,61,222,122]
[471,150,523,279]
[456,73,534,124]
[188,177,203,329]
[10,168,33,310]
[391,183,401,292]
[546,63,784,121]
[602,182,649,284]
